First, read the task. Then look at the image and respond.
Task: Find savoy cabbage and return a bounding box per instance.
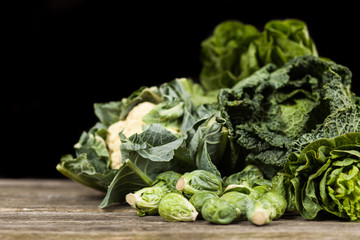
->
[218,55,360,178]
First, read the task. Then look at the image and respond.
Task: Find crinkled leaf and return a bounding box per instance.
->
[219,55,358,178]
[143,78,217,134]
[56,129,115,192]
[56,154,117,192]
[74,131,110,172]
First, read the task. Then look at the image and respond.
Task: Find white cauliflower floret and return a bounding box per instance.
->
[106,102,156,169]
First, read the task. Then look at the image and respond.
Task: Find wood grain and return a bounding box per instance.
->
[0,179,359,240]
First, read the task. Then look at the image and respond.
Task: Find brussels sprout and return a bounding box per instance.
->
[252,178,273,188]
[250,185,271,200]
[176,170,223,196]
[246,199,272,226]
[224,165,264,188]
[220,191,252,220]
[126,186,170,216]
[246,189,287,225]
[223,184,254,195]
[271,173,296,212]
[125,171,181,216]
[152,171,182,193]
[158,193,198,222]
[263,190,287,220]
[189,191,219,212]
[201,198,240,224]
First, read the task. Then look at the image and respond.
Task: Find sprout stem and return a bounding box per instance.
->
[176,177,185,191]
[191,210,199,221]
[250,210,269,226]
[125,193,137,207]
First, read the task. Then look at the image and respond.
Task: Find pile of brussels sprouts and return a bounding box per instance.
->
[125,166,287,225]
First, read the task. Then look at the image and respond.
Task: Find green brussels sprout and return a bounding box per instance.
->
[250,185,271,200]
[223,184,254,195]
[220,191,252,220]
[252,178,272,188]
[246,199,272,226]
[152,171,182,193]
[263,190,287,220]
[246,189,287,225]
[176,170,223,196]
[126,186,170,216]
[189,191,219,212]
[224,165,264,188]
[201,198,240,224]
[158,193,198,222]
[125,171,181,216]
[271,173,296,212]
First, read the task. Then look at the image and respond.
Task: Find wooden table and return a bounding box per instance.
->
[0,179,359,240]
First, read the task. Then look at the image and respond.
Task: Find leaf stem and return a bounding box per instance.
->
[125,159,153,186]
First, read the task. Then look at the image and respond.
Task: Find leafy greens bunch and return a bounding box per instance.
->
[57,18,360,224]
[57,78,230,208]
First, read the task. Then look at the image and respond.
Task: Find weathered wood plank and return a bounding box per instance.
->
[0,179,359,240]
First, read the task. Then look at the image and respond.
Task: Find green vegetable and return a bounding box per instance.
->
[246,199,271,226]
[220,191,252,220]
[57,77,227,207]
[223,184,254,195]
[224,165,264,188]
[100,124,195,207]
[57,17,360,226]
[219,55,359,178]
[186,114,229,179]
[200,19,318,91]
[222,165,271,196]
[189,191,219,212]
[176,170,223,196]
[250,185,272,200]
[200,21,261,91]
[158,193,198,222]
[257,19,318,67]
[99,78,229,207]
[201,198,240,224]
[94,86,162,127]
[284,132,360,222]
[56,127,116,192]
[151,171,182,193]
[246,189,287,226]
[142,78,217,134]
[125,171,181,216]
[271,173,297,212]
[126,186,169,217]
[56,86,162,193]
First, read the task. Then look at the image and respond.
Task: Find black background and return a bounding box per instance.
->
[4,0,359,178]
